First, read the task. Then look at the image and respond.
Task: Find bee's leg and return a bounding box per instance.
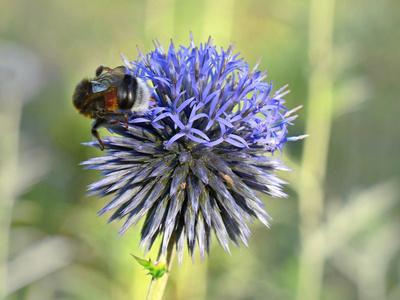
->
[99,111,129,129]
[111,114,128,129]
[91,119,106,151]
[122,113,129,128]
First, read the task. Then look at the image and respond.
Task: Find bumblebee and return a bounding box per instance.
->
[73,65,151,150]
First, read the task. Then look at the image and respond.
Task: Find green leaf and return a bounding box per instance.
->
[132,255,166,279]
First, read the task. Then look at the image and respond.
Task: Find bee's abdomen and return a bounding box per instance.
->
[117,75,150,112]
[117,76,136,109]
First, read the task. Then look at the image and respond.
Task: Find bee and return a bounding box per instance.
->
[73,65,151,150]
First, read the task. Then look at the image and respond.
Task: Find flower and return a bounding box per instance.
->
[81,34,305,262]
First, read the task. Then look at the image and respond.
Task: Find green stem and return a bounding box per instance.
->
[296,0,335,299]
[0,98,22,298]
[146,238,176,300]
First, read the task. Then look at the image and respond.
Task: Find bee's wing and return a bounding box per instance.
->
[90,66,127,94]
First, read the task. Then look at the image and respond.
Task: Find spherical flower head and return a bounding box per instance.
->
[82,35,305,262]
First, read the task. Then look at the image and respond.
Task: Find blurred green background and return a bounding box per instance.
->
[1,0,399,299]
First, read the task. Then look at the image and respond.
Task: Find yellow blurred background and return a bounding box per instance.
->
[1,0,399,299]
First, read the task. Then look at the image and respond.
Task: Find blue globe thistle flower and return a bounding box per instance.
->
[81,35,305,262]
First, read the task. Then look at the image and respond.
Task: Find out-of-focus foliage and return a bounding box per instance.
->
[1,0,399,299]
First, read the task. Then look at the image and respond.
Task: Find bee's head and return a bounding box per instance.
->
[72,79,92,111]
